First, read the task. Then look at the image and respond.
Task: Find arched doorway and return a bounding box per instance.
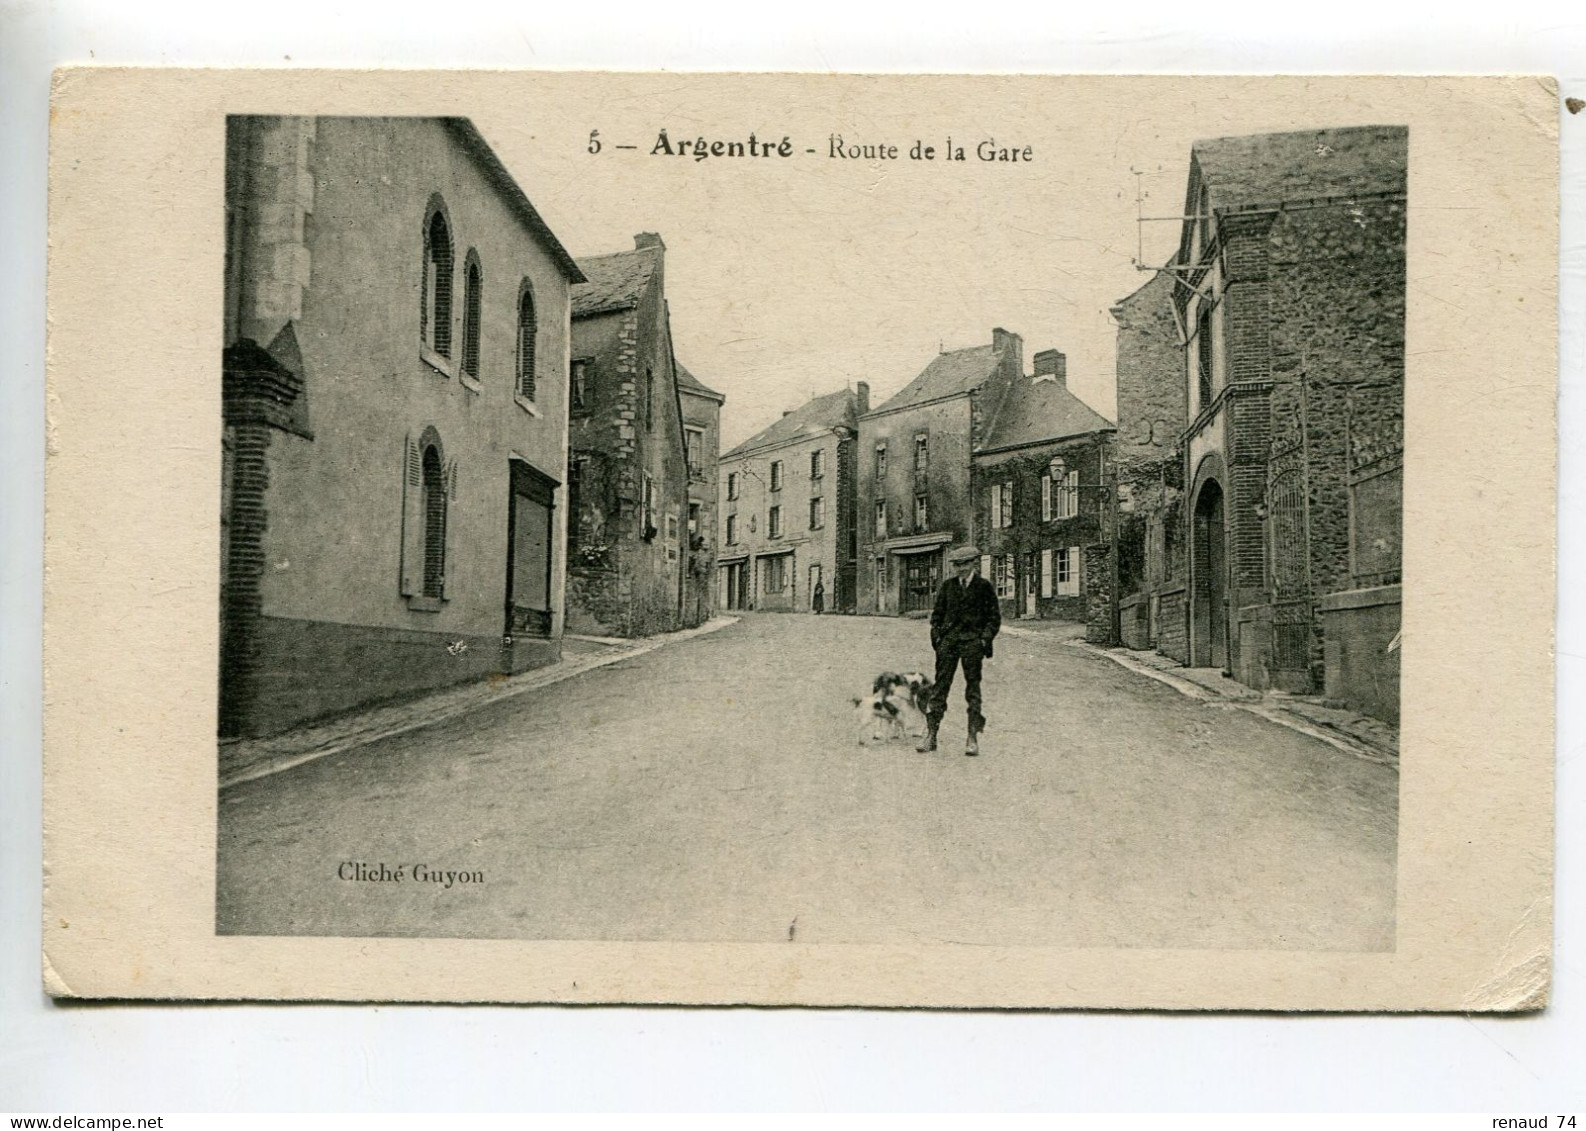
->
[1191,477,1228,670]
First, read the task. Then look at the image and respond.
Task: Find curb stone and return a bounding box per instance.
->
[1003,626,1398,769]
[219,615,740,789]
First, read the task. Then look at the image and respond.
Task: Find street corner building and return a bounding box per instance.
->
[970,348,1118,640]
[219,115,583,739]
[564,234,722,637]
[1115,124,1407,724]
[677,363,726,627]
[716,385,865,614]
[856,329,1025,617]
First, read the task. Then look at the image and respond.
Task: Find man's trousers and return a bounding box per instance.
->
[927,647,985,734]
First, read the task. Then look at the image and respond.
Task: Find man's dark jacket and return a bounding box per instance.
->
[930,573,1002,656]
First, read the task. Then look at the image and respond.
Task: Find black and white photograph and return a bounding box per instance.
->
[213,101,1406,952]
[36,69,1556,1013]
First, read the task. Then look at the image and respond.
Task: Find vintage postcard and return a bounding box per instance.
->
[42,70,1556,1008]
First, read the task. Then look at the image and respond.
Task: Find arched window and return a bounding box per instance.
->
[422,444,447,598]
[517,283,537,400]
[1267,468,1308,594]
[423,209,454,358]
[461,251,482,380]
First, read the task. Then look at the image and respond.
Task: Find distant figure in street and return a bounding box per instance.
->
[813,581,825,615]
[919,546,1001,756]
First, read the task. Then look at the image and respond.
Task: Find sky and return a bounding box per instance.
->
[468,74,1406,449]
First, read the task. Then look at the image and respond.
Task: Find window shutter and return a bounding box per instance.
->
[441,459,460,598]
[980,554,992,583]
[400,435,423,595]
[990,485,1002,530]
[1041,474,1052,521]
[1063,545,1082,596]
[1004,480,1014,527]
[1041,549,1053,597]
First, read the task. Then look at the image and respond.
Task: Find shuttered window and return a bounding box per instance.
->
[1196,302,1213,411]
[423,210,454,358]
[517,285,537,400]
[1040,548,1054,597]
[421,445,447,598]
[461,254,482,379]
[400,432,455,603]
[1056,546,1082,596]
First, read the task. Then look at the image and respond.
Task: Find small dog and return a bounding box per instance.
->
[857,670,935,744]
[852,691,905,746]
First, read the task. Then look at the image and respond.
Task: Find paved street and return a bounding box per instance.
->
[217,613,1397,950]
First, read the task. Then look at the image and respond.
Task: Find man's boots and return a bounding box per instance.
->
[917,723,938,753]
[965,724,981,757]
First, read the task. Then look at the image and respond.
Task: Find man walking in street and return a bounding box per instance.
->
[919,546,1001,756]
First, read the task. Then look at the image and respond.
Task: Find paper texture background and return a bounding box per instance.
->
[42,69,1556,1008]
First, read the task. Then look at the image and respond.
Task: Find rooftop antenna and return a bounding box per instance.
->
[1133,168,1145,269]
[1130,164,1213,276]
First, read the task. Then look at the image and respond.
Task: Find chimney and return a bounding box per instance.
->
[991,327,1023,376]
[856,381,870,414]
[1033,349,1067,386]
[634,232,666,251]
[783,410,793,417]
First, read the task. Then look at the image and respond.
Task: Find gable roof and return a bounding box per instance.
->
[441,119,585,284]
[571,246,661,317]
[675,362,725,403]
[871,344,1004,414]
[722,388,859,459]
[1190,125,1408,215]
[980,374,1114,452]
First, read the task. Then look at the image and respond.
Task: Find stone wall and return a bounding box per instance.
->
[566,250,691,638]
[834,430,858,611]
[1267,196,1407,600]
[1156,587,1189,662]
[1112,270,1183,467]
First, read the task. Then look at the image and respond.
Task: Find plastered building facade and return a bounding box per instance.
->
[717,387,863,614]
[220,116,581,738]
[856,330,1023,616]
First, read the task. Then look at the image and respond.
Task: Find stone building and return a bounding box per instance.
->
[1168,124,1406,721]
[565,233,697,637]
[970,349,1116,639]
[678,363,726,627]
[856,330,1023,616]
[717,385,865,614]
[220,116,582,738]
[1111,268,1191,659]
